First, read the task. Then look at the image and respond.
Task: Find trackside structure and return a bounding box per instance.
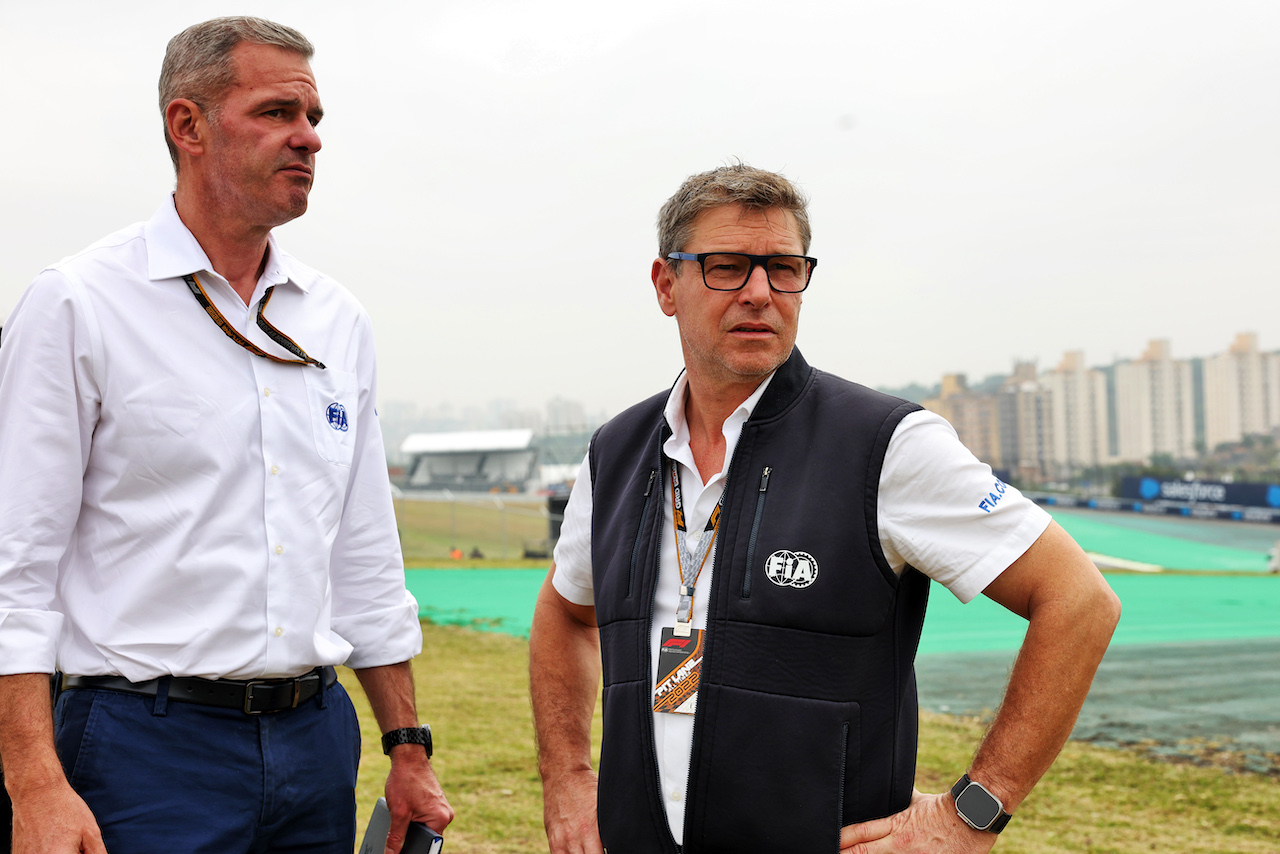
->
[400,429,537,492]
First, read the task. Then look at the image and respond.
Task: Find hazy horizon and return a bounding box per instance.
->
[3,1,1276,415]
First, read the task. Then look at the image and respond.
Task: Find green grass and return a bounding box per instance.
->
[345,621,1280,854]
[395,497,551,566]
[345,623,589,854]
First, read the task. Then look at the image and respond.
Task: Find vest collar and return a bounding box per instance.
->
[749,346,813,423]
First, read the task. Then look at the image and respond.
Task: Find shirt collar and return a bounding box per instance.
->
[662,370,777,481]
[144,195,308,294]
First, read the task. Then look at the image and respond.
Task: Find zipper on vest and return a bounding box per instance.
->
[740,466,772,598]
[837,722,850,833]
[677,436,750,851]
[639,461,679,850]
[628,468,659,599]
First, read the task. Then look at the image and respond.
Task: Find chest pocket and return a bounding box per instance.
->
[303,369,358,466]
[733,464,897,636]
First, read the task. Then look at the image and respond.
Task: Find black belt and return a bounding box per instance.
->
[60,666,337,715]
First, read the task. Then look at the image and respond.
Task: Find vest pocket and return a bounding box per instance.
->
[689,686,858,853]
[627,468,659,598]
[741,466,772,599]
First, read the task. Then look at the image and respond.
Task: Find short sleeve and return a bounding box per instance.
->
[551,452,596,606]
[878,410,1051,603]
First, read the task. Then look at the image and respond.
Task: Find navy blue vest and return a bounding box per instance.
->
[588,348,928,853]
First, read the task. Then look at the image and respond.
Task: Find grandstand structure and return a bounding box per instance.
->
[401,429,537,492]
[399,428,591,492]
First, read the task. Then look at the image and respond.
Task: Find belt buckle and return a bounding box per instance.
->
[242,678,304,714]
[243,681,269,715]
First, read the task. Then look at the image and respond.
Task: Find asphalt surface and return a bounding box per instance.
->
[917,637,1280,774]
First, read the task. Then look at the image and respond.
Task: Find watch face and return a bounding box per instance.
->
[956,784,1002,830]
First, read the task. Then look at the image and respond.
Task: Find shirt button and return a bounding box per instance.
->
[264,387,272,397]
[274,544,284,555]
[270,465,280,475]
[670,790,682,802]
[275,627,284,637]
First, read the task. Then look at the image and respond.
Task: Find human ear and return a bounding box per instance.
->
[165,99,209,159]
[652,258,678,318]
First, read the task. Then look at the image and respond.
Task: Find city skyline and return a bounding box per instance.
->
[889,330,1275,396]
[925,330,1280,483]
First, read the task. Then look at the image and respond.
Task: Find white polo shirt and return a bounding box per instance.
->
[0,197,421,681]
[552,370,1050,843]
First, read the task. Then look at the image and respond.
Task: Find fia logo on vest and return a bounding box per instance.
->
[764,550,819,588]
[326,402,349,432]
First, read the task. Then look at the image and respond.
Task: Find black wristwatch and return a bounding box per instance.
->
[950,774,1012,833]
[381,725,432,757]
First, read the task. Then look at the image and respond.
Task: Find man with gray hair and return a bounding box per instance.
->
[0,17,451,853]
[529,163,1120,853]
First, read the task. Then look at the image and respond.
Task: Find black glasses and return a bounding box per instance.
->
[667,252,817,293]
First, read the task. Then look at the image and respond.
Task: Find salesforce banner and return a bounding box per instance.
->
[1121,477,1280,509]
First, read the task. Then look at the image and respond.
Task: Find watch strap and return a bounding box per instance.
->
[381,725,432,757]
[950,774,1012,833]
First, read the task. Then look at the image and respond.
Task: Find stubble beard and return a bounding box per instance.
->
[205,145,312,232]
[683,330,793,392]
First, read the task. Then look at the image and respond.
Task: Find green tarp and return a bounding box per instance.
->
[404,569,1280,651]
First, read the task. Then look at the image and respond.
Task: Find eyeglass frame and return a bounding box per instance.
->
[666,251,817,293]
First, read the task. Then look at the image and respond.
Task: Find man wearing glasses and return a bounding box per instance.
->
[0,17,451,854]
[530,164,1120,853]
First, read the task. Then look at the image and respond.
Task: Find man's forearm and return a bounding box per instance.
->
[354,659,455,842]
[966,525,1122,811]
[0,673,62,798]
[354,661,420,734]
[0,673,107,854]
[529,571,601,783]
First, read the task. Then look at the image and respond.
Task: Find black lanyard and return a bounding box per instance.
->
[183,273,326,369]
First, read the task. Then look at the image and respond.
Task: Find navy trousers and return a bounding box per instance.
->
[54,678,361,853]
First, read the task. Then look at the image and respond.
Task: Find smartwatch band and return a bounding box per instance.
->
[381,724,433,757]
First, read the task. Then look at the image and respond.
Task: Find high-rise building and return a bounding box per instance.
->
[545,396,588,432]
[1113,340,1197,462]
[1003,364,1053,484]
[924,364,1058,484]
[917,333,1277,480]
[1203,333,1280,451]
[923,374,1004,468]
[1042,351,1110,474]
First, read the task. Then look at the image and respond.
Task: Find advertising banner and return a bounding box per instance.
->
[1120,477,1280,509]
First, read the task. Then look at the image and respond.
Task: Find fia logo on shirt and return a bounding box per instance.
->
[326,402,349,432]
[764,550,819,589]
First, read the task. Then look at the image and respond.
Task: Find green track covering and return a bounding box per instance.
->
[1046,507,1274,571]
[406,568,546,638]
[917,574,1280,653]
[404,569,1280,651]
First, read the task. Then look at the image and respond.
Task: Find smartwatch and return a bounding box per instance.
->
[381,724,433,757]
[950,774,1012,833]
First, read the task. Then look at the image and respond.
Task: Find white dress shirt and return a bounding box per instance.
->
[0,198,421,681]
[552,369,1050,843]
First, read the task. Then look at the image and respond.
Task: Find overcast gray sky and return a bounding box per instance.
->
[2,0,1277,416]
